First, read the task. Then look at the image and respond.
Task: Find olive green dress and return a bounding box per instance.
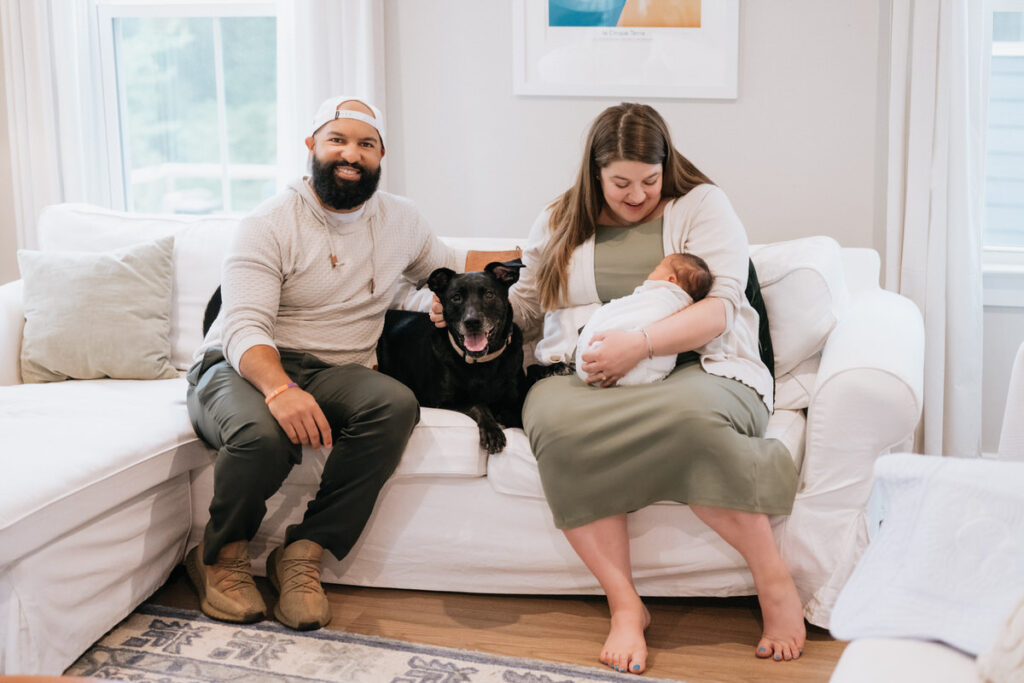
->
[522,219,797,530]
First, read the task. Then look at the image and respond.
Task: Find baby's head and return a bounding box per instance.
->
[647,253,712,301]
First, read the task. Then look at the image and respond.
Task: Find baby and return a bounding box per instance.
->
[534,253,712,386]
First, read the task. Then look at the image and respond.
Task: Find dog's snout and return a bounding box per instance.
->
[462,315,483,332]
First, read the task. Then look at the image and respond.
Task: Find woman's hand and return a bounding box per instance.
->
[579,329,648,387]
[429,294,446,328]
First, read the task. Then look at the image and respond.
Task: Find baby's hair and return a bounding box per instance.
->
[665,253,713,301]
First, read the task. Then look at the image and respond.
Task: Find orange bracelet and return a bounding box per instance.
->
[264,382,298,405]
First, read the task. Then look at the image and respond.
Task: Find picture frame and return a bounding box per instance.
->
[512,0,739,99]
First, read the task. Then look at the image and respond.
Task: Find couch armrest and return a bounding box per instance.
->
[0,279,24,386]
[802,289,924,506]
[776,289,924,627]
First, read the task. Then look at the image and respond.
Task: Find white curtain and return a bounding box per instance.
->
[275,0,387,188]
[0,0,111,250]
[885,0,988,457]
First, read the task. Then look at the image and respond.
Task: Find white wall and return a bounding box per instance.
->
[383,1,889,249]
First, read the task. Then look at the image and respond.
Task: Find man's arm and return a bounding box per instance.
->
[239,345,332,450]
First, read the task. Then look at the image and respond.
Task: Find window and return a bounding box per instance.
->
[984,1,1024,305]
[97,2,276,215]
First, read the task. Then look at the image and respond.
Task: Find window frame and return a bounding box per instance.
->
[94,0,276,215]
[984,0,1024,306]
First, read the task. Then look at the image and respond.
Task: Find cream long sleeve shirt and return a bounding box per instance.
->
[511,184,773,411]
[197,179,459,370]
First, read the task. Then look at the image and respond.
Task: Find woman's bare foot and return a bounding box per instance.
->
[600,600,651,674]
[755,572,806,661]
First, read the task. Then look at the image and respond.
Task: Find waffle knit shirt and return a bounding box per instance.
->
[197,178,459,370]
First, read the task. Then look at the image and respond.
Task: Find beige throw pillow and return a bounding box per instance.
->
[18,236,179,382]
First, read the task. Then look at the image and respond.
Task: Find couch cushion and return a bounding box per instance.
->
[750,236,850,376]
[775,353,820,411]
[0,377,208,564]
[486,408,806,502]
[18,237,179,382]
[275,407,526,487]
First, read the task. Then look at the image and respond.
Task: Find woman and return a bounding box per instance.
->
[509,103,804,674]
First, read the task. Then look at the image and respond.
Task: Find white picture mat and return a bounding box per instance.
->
[512,0,739,99]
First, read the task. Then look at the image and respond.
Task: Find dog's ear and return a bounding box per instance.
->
[485,259,524,288]
[427,268,456,295]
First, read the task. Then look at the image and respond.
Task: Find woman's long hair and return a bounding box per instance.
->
[536,103,714,311]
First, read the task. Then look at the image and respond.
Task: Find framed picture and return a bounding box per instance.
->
[513,0,739,99]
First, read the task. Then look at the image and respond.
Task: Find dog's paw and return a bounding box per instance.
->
[480,427,507,454]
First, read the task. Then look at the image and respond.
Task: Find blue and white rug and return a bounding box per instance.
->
[66,604,683,682]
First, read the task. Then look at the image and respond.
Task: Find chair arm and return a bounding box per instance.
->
[0,279,24,386]
[776,289,924,627]
[801,289,924,507]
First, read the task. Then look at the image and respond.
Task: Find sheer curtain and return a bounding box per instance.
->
[275,0,387,187]
[0,0,111,250]
[884,0,989,457]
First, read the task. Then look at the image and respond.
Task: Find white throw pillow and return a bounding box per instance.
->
[18,236,179,382]
[751,236,849,376]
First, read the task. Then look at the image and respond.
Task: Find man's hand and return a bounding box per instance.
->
[238,344,333,449]
[265,386,333,449]
[429,294,446,328]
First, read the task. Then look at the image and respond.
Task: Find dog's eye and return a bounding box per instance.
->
[450,294,463,304]
[483,291,496,300]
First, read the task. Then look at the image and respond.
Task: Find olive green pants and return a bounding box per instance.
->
[186,347,418,564]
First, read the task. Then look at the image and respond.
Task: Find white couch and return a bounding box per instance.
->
[0,203,925,674]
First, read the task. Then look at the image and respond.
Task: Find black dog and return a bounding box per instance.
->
[377,261,526,454]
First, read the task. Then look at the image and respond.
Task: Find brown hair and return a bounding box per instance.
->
[536,103,714,310]
[665,252,713,301]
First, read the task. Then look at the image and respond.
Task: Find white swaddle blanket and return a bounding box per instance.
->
[575,280,693,386]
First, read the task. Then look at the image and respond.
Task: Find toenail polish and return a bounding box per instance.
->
[758,647,767,653]
[633,664,641,670]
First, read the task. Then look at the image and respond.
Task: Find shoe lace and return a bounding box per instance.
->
[280,556,324,595]
[216,556,257,593]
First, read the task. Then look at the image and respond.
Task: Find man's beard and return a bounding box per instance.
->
[310,155,382,211]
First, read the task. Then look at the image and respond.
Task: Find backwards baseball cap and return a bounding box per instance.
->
[310,95,385,148]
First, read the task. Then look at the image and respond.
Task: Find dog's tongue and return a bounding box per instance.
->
[464,334,488,353]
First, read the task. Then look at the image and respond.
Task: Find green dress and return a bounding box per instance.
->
[522,219,797,529]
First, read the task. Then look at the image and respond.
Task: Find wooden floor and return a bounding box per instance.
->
[151,566,845,683]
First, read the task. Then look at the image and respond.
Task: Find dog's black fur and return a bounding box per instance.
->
[377,261,527,454]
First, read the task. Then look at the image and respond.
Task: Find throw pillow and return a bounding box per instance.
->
[18,236,179,382]
[750,236,849,376]
[465,248,522,272]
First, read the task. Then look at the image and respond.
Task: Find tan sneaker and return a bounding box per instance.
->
[185,541,266,623]
[267,539,332,630]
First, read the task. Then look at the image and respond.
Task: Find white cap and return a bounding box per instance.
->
[310,96,385,147]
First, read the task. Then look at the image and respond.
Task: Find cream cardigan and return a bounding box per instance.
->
[511,184,773,411]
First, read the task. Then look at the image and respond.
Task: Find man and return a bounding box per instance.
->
[185,96,458,630]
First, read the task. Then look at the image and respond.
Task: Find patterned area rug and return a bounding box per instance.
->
[66,604,683,682]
